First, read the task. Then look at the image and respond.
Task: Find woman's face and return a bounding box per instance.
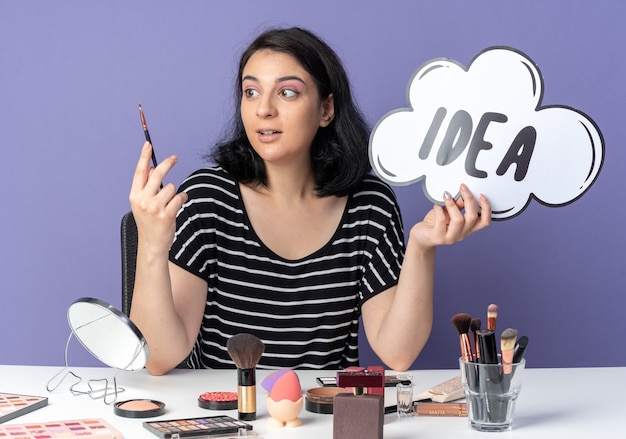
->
[240,49,334,167]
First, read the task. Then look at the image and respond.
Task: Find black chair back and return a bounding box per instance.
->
[120,211,138,317]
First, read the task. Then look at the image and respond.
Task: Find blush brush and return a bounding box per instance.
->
[226,333,265,421]
[454,313,482,420]
[451,313,473,363]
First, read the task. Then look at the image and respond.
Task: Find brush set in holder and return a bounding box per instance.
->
[451,304,529,432]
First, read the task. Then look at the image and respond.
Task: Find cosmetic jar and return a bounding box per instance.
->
[396,379,414,417]
[304,387,347,414]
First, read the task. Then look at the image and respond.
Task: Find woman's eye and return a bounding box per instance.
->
[279,88,298,98]
[244,89,260,98]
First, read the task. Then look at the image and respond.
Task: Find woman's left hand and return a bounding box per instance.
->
[410,183,492,248]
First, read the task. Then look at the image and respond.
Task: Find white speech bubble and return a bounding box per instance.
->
[369,47,604,220]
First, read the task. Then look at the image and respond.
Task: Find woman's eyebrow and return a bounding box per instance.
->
[275,75,306,84]
[241,74,306,85]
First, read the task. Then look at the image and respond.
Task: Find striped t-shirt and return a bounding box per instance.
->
[170,167,405,369]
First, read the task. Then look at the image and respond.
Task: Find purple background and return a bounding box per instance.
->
[1,1,624,370]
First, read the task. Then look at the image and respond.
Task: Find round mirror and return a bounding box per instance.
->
[67,297,149,371]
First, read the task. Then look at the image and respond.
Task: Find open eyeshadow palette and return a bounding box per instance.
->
[0,418,122,438]
[0,393,48,424]
[143,415,253,438]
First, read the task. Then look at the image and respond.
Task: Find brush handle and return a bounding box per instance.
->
[477,331,498,365]
[512,336,529,363]
[237,368,257,421]
[143,130,159,170]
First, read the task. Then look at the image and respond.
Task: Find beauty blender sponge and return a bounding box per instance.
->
[262,370,290,393]
[269,370,302,402]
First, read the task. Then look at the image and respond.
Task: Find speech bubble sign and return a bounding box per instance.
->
[369,47,604,220]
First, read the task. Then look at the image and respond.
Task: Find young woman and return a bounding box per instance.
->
[129,27,491,375]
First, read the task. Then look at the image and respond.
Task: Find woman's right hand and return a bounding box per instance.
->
[129,142,188,254]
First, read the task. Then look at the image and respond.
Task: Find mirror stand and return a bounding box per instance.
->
[46,298,149,405]
[46,332,125,405]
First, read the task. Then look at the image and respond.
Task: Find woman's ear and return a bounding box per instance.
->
[319,94,335,127]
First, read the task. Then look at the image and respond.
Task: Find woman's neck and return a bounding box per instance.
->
[257,162,318,204]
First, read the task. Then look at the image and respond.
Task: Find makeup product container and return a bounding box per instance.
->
[114,399,165,418]
[332,368,384,439]
[460,357,526,432]
[0,393,48,423]
[198,391,238,410]
[395,379,413,417]
[305,387,346,414]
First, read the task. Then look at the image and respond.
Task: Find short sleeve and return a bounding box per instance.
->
[353,177,406,305]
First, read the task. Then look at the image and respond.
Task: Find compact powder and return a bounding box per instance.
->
[114,398,165,418]
[305,387,347,414]
[198,391,238,410]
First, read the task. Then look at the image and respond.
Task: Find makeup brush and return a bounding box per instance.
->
[500,328,518,374]
[500,328,518,394]
[512,335,529,364]
[451,313,473,363]
[138,104,158,169]
[226,333,265,421]
[138,103,163,189]
[470,318,482,361]
[487,304,498,331]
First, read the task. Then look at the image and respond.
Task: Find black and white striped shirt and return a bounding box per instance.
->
[170,167,405,369]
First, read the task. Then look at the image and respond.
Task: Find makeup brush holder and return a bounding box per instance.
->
[459,357,526,432]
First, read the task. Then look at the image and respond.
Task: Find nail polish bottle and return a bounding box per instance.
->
[333,368,384,439]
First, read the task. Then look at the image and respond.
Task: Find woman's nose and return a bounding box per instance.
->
[256,95,276,118]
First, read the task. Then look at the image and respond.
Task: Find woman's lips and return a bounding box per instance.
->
[257,129,282,141]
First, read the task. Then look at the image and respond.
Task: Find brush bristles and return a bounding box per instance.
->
[500,328,518,351]
[227,333,265,369]
[451,313,472,334]
[470,318,481,332]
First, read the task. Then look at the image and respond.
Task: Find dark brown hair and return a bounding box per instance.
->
[210,27,371,197]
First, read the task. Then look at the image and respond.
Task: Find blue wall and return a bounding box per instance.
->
[1,0,624,369]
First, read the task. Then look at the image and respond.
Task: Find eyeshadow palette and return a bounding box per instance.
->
[0,418,122,438]
[0,393,48,423]
[143,415,253,438]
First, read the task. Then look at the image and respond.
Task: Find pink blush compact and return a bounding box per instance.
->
[114,399,165,418]
[198,391,238,410]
